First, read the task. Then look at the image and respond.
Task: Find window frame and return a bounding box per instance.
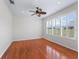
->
[46,11,76,40]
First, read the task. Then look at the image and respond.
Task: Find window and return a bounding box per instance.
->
[52,19,56,35]
[46,21,48,34]
[61,16,67,37]
[55,17,61,36]
[46,11,76,39]
[46,20,52,35]
[66,12,75,38]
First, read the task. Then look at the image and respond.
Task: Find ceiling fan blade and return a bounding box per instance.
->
[31,14,36,16]
[41,12,46,14]
[10,0,14,4]
[29,10,35,12]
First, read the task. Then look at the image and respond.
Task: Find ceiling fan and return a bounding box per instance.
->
[29,7,47,17]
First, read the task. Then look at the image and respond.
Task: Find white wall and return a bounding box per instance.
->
[0,0,13,57]
[42,3,78,51]
[0,0,77,58]
[13,15,42,40]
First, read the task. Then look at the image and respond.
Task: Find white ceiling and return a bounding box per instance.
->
[5,0,77,18]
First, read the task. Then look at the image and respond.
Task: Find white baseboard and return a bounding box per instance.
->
[13,37,42,41]
[0,41,13,58]
[0,37,77,59]
[42,37,78,52]
[0,37,42,58]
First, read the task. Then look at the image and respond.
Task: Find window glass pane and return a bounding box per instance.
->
[46,21,49,34]
[55,17,61,36]
[52,19,56,35]
[61,16,67,37]
[47,20,52,35]
[67,12,75,37]
[45,11,76,39]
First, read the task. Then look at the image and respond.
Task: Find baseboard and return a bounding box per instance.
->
[0,37,77,59]
[0,41,13,58]
[42,37,78,52]
[13,37,42,41]
[0,37,42,58]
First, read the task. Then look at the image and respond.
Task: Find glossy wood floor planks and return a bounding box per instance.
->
[1,38,78,59]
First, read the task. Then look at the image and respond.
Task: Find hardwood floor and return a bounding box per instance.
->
[1,38,78,59]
